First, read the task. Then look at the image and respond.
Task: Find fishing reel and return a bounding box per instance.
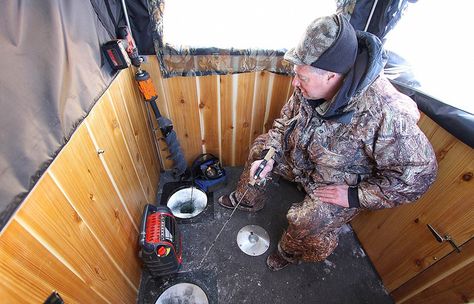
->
[191,154,227,192]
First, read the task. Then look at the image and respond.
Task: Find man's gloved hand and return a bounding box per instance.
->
[249,159,275,182]
[314,184,349,208]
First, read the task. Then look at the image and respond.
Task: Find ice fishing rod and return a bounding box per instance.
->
[198,148,276,268]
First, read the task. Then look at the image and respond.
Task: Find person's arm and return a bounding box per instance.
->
[249,92,300,180]
[264,92,300,161]
[356,110,438,210]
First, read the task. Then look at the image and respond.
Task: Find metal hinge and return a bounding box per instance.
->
[427,224,461,253]
[44,291,64,304]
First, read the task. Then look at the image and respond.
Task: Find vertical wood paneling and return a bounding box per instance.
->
[108,78,154,201]
[0,281,31,303]
[264,73,292,132]
[235,73,256,164]
[139,56,294,166]
[351,114,474,292]
[87,92,148,226]
[199,75,220,157]
[15,174,136,302]
[220,74,235,165]
[119,70,160,201]
[162,76,202,164]
[401,260,474,304]
[125,67,163,172]
[0,221,107,303]
[108,79,154,201]
[0,68,159,303]
[49,124,141,287]
[392,237,474,303]
[250,71,271,143]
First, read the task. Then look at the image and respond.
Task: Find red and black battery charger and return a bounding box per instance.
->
[139,204,182,277]
[102,39,130,70]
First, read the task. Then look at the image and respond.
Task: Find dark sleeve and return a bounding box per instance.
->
[347,186,360,208]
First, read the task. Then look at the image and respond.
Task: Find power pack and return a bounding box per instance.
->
[101,39,130,70]
[138,204,182,277]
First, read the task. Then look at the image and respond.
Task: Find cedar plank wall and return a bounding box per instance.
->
[141,56,293,167]
[351,113,474,303]
[0,69,159,303]
[0,56,293,303]
[1,54,471,303]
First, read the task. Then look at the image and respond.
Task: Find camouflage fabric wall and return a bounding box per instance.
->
[147,0,355,78]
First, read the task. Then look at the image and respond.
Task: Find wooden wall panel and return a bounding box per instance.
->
[0,221,107,303]
[392,237,474,303]
[0,281,31,303]
[86,92,148,227]
[264,73,292,132]
[108,78,154,201]
[15,174,136,302]
[402,260,474,304]
[49,124,141,287]
[119,70,160,200]
[351,114,474,293]
[198,75,220,157]
[0,67,159,303]
[250,71,271,143]
[163,76,202,163]
[235,73,256,164]
[143,56,293,167]
[220,74,235,165]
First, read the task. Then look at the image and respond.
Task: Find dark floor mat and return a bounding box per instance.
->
[138,167,393,304]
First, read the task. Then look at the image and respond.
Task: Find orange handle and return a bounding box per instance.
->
[137,78,157,101]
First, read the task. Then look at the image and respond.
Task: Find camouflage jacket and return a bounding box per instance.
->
[266,75,437,210]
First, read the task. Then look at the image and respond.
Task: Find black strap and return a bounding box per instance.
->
[89,0,115,39]
[104,0,119,31]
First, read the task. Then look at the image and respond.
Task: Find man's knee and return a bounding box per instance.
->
[286,196,358,234]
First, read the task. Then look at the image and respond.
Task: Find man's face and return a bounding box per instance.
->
[292,65,331,100]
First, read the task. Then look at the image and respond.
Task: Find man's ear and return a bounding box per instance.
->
[327,72,336,82]
[327,72,343,83]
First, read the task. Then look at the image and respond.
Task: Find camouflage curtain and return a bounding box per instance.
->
[147,0,355,78]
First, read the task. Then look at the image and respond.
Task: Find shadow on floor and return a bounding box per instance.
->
[138,167,393,304]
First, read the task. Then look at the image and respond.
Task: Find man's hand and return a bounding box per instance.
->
[249,159,275,181]
[313,184,349,208]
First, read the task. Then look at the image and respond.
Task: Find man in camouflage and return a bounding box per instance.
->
[218,14,438,270]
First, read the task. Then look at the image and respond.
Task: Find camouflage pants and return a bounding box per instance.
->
[231,134,360,262]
